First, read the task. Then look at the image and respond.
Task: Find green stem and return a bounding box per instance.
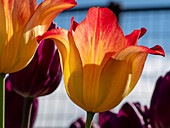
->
[0,73,5,128]
[85,111,95,128]
[21,97,34,128]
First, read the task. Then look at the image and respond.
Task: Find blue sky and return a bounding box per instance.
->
[38,0,170,8]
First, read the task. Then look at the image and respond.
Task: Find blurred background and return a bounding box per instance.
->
[35,0,170,127]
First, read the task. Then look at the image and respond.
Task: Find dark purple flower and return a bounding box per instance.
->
[8,23,62,98]
[149,72,170,128]
[5,77,38,128]
[118,102,149,128]
[99,110,119,128]
[99,102,150,128]
[70,117,99,128]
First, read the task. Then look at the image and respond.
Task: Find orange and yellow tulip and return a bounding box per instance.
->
[0,0,77,73]
[38,7,165,113]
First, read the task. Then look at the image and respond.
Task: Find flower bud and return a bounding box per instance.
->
[150,72,170,128]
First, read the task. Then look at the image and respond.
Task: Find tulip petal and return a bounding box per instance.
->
[93,59,130,112]
[125,28,147,46]
[37,28,86,109]
[40,50,62,96]
[25,0,77,36]
[74,7,125,66]
[82,64,102,111]
[66,34,86,109]
[114,45,165,59]
[70,17,79,34]
[37,28,69,70]
[114,45,165,97]
[94,45,164,112]
[12,0,37,32]
[0,1,7,68]
[0,0,37,73]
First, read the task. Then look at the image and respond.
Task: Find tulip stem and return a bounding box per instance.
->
[0,73,5,128]
[85,111,95,128]
[22,97,34,128]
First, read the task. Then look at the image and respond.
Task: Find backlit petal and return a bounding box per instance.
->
[25,0,77,36]
[12,0,37,32]
[0,1,7,67]
[82,53,117,111]
[114,45,165,60]
[94,45,165,112]
[37,28,86,109]
[37,28,69,70]
[114,45,165,97]
[0,0,37,73]
[125,28,147,46]
[123,52,148,97]
[0,0,13,72]
[94,59,130,112]
[82,64,101,111]
[74,7,125,66]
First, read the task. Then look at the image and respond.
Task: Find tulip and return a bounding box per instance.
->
[149,72,170,128]
[8,23,62,127]
[0,0,76,127]
[5,77,38,128]
[99,102,150,128]
[0,0,76,74]
[37,7,165,128]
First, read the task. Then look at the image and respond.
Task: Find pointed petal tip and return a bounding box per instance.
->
[150,45,165,57]
[139,27,147,38]
[37,35,42,44]
[65,0,77,8]
[70,17,79,33]
[125,27,147,46]
[70,0,77,5]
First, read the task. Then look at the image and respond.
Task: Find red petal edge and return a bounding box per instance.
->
[70,17,79,33]
[125,28,147,46]
[150,45,165,57]
[139,28,147,38]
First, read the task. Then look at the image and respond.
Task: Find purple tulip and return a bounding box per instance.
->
[149,72,170,128]
[5,77,38,128]
[8,23,62,98]
[99,110,119,128]
[118,102,149,128]
[70,117,99,128]
[99,102,150,128]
